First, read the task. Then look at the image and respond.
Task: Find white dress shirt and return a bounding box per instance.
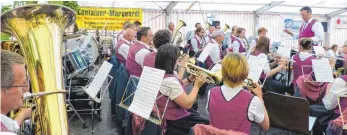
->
[117,30,124,42]
[1,114,20,133]
[160,76,184,100]
[205,34,212,43]
[206,85,265,123]
[292,17,324,46]
[327,49,339,58]
[117,38,131,60]
[323,78,347,110]
[134,41,151,68]
[231,37,247,54]
[206,39,221,64]
[191,35,203,53]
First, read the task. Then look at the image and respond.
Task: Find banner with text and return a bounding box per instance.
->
[76,7,143,30]
[336,18,347,29]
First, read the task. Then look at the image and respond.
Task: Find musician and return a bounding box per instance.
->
[291,38,316,85]
[125,27,153,77]
[155,45,209,135]
[207,53,269,134]
[143,29,172,68]
[284,6,324,46]
[195,23,202,29]
[117,23,136,42]
[168,22,175,34]
[204,26,215,43]
[204,30,224,69]
[251,37,288,80]
[186,23,202,43]
[327,44,339,58]
[190,27,205,56]
[230,28,248,54]
[230,26,238,42]
[115,28,136,65]
[1,50,32,133]
[134,21,142,32]
[250,27,269,51]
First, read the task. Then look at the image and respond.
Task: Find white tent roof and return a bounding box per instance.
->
[75,0,347,16]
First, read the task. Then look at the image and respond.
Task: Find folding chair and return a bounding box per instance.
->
[263,92,314,135]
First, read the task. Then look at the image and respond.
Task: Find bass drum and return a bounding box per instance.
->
[63,34,99,66]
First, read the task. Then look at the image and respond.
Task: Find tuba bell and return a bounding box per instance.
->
[171,20,186,47]
[1,4,76,135]
[223,24,230,32]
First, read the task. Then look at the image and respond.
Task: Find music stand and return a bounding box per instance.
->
[118,75,171,125]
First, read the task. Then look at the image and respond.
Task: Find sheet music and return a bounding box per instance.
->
[247,55,266,82]
[197,43,214,62]
[210,63,221,72]
[312,59,334,82]
[313,46,326,56]
[277,46,291,58]
[128,66,165,119]
[85,61,113,102]
[309,116,317,131]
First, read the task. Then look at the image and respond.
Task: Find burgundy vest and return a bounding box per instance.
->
[292,54,315,84]
[251,51,267,79]
[230,35,236,43]
[334,75,347,114]
[143,52,156,68]
[117,30,124,41]
[299,19,318,46]
[208,86,253,134]
[205,43,223,69]
[157,74,190,120]
[235,38,246,53]
[125,42,148,77]
[207,34,212,41]
[190,36,203,51]
[115,39,130,65]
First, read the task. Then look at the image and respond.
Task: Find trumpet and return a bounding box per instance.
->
[184,63,223,84]
[179,52,197,65]
[244,78,257,89]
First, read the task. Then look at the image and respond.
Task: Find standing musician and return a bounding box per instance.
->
[204,30,224,69]
[206,53,269,134]
[284,6,324,46]
[125,27,153,77]
[134,21,142,32]
[117,23,136,42]
[230,27,248,54]
[204,26,216,43]
[155,45,209,135]
[115,28,136,65]
[189,27,205,57]
[291,38,316,85]
[251,37,288,83]
[143,29,172,68]
[168,22,175,34]
[1,50,32,133]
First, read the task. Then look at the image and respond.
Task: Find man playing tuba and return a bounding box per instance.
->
[1,50,32,133]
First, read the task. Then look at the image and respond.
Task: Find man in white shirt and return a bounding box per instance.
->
[1,51,32,133]
[204,30,224,68]
[115,28,136,65]
[284,6,324,46]
[205,26,216,43]
[117,23,136,42]
[168,22,175,34]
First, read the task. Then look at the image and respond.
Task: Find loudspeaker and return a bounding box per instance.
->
[212,21,220,27]
[321,22,328,32]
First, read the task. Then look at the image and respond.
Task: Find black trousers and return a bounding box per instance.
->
[165,110,209,135]
[310,104,339,135]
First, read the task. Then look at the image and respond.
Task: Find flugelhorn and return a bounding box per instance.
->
[23,91,68,108]
[223,24,230,32]
[244,78,257,89]
[185,63,223,84]
[1,4,75,135]
[179,52,196,65]
[171,20,186,46]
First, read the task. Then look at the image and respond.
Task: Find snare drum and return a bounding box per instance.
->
[63,50,88,76]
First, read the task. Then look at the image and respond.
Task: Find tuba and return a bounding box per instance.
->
[1,4,76,135]
[171,20,186,47]
[1,40,23,56]
[223,24,230,32]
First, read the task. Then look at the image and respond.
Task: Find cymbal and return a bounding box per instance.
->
[63,34,81,39]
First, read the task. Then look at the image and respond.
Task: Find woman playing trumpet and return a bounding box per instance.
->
[206,53,269,134]
[155,44,209,135]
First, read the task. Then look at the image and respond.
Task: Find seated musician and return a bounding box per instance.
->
[189,27,205,57]
[249,27,269,54]
[204,26,216,43]
[291,38,315,85]
[251,37,288,80]
[155,45,209,135]
[115,28,136,65]
[204,30,224,69]
[1,50,32,133]
[125,27,153,77]
[206,53,270,134]
[143,29,172,67]
[230,27,247,54]
[327,44,339,58]
[117,22,136,42]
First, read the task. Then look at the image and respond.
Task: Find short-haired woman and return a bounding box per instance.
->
[207,53,270,134]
